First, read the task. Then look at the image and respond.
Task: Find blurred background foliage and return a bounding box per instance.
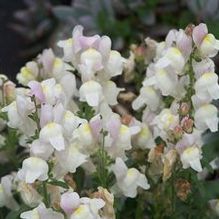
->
[10,0,219,53]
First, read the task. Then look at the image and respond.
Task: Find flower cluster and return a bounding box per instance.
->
[133,23,219,176]
[0,23,219,218]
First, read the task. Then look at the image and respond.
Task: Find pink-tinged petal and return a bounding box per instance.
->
[79,35,100,49]
[28,81,45,103]
[192,23,208,46]
[165,29,177,47]
[60,192,80,214]
[40,104,53,128]
[72,25,83,53]
[106,115,121,139]
[177,29,193,57]
[89,115,102,139]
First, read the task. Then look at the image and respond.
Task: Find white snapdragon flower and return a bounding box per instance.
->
[102,80,124,105]
[30,139,54,160]
[58,25,125,82]
[194,104,218,132]
[57,38,74,62]
[199,34,219,58]
[104,50,126,78]
[17,61,39,86]
[132,86,161,111]
[194,72,219,101]
[2,94,36,136]
[70,198,105,219]
[60,191,105,219]
[193,23,219,58]
[143,68,178,96]
[39,48,74,80]
[2,101,22,129]
[20,203,64,219]
[134,124,155,149]
[60,192,81,215]
[17,157,49,183]
[79,80,103,107]
[111,158,150,198]
[0,175,19,210]
[152,109,179,138]
[61,110,86,138]
[180,146,202,172]
[104,115,134,158]
[176,130,203,172]
[39,122,65,151]
[165,29,192,58]
[55,143,88,173]
[28,78,66,106]
[41,79,65,105]
[156,47,185,74]
[79,48,103,81]
[73,122,95,152]
[192,58,215,79]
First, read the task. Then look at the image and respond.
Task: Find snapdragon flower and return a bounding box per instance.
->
[17,61,39,86]
[57,25,125,82]
[194,72,219,101]
[60,191,105,219]
[20,203,64,219]
[17,157,49,183]
[55,142,88,173]
[194,104,218,132]
[132,85,161,111]
[0,175,19,210]
[193,23,219,58]
[176,130,203,172]
[111,158,150,198]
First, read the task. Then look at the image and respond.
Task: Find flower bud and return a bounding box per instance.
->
[93,187,115,219]
[3,81,16,104]
[181,116,194,133]
[175,179,191,201]
[179,102,190,116]
[173,125,184,140]
[185,24,195,36]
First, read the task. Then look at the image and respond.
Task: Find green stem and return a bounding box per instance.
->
[32,96,41,133]
[135,195,143,219]
[42,181,49,208]
[171,172,175,215]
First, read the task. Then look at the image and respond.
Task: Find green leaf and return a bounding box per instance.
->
[47,179,69,189]
[5,205,29,219]
[77,102,95,121]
